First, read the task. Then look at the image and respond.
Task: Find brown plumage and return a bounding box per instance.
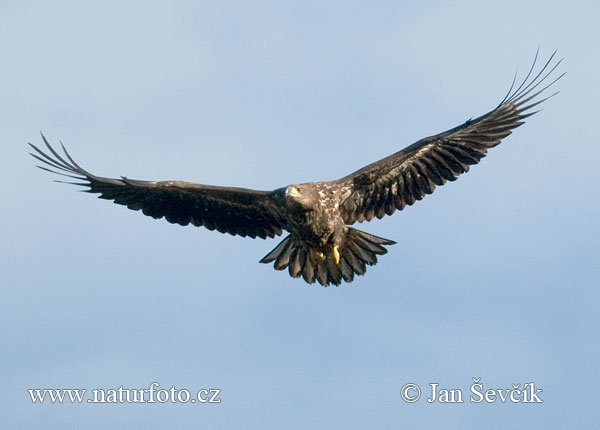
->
[30,50,563,286]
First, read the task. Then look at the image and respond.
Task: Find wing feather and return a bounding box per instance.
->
[338,50,564,224]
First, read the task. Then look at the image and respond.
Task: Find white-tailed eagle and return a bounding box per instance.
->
[30,51,563,286]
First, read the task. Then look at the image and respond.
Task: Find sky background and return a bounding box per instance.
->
[1,0,599,428]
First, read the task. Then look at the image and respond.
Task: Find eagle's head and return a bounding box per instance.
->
[285,184,317,210]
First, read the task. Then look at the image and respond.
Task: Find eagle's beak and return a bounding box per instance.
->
[286,186,300,199]
[332,246,340,265]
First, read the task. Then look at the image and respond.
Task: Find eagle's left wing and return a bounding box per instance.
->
[337,51,564,225]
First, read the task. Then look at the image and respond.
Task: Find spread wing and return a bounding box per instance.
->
[337,50,564,224]
[29,136,285,239]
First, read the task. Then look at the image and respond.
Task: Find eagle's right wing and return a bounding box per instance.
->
[337,50,564,225]
[30,136,285,239]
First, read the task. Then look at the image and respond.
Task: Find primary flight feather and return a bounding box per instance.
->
[30,50,564,286]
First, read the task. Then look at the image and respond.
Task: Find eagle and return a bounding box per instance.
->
[30,51,563,287]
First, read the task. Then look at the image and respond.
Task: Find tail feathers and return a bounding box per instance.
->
[259,234,294,268]
[259,229,396,286]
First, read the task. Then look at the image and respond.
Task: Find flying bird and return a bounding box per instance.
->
[30,51,563,286]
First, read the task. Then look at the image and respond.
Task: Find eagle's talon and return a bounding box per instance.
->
[332,246,340,265]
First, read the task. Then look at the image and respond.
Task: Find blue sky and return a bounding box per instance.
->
[1,0,598,428]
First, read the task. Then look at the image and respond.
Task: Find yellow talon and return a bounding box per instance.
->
[332,246,340,265]
[316,251,324,260]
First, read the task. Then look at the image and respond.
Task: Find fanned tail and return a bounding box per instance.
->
[259,228,396,286]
